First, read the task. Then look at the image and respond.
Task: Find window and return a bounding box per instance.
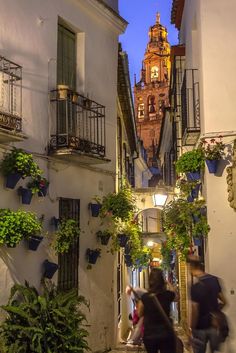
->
[148,96,156,114]
[57,23,76,89]
[58,198,80,291]
[138,103,144,119]
[151,66,159,81]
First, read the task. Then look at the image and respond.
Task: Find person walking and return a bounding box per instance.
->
[187,255,227,353]
[137,268,176,353]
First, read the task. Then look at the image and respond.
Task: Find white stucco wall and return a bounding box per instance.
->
[180,1,236,351]
[0,0,126,350]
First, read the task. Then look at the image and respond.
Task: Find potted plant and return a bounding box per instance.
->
[86,248,101,264]
[175,149,205,180]
[176,177,201,200]
[100,186,137,222]
[96,230,112,245]
[1,148,42,189]
[89,196,102,217]
[0,281,89,353]
[43,259,59,279]
[0,209,42,248]
[54,219,80,254]
[199,137,225,173]
[18,186,33,205]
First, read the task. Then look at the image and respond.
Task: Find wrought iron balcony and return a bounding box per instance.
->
[181,69,200,145]
[49,88,109,164]
[0,56,25,142]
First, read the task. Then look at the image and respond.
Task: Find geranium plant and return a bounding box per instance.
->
[199,137,225,160]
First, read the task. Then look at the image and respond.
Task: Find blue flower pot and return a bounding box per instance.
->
[117,233,128,247]
[187,195,194,203]
[206,159,219,174]
[28,235,43,251]
[43,260,58,279]
[38,185,48,197]
[124,254,133,267]
[192,214,200,223]
[191,183,201,199]
[6,173,22,189]
[100,234,111,245]
[186,171,201,181]
[193,237,202,246]
[51,217,60,229]
[86,249,100,264]
[20,188,33,205]
[90,203,102,217]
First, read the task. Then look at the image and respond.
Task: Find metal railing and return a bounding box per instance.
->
[49,88,106,157]
[181,69,200,140]
[0,56,22,132]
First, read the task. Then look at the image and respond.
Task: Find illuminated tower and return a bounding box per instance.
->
[134,13,170,171]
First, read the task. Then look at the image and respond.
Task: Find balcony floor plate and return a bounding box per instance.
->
[49,149,111,165]
[0,128,27,143]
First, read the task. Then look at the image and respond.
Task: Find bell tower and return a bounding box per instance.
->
[134,12,170,172]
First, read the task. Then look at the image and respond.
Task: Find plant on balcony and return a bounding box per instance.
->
[199,137,225,173]
[54,219,80,254]
[0,281,89,353]
[100,186,137,222]
[0,209,42,248]
[175,149,205,180]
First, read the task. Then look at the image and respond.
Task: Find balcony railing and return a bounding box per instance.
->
[181,69,200,145]
[49,89,106,159]
[0,56,22,132]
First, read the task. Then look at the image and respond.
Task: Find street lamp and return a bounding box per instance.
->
[152,193,168,207]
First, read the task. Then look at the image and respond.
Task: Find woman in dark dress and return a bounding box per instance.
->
[138,268,176,353]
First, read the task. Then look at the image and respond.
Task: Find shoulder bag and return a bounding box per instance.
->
[150,293,184,353]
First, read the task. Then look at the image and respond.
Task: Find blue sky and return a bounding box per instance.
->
[119,0,178,86]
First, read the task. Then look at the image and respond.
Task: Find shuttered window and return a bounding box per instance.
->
[58,198,80,291]
[57,23,76,89]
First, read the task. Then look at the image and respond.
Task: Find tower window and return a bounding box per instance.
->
[138,103,144,118]
[151,66,159,81]
[148,96,156,114]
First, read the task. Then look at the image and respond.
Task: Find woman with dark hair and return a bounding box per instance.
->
[138,268,176,353]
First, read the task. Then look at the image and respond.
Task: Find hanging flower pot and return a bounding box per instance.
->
[193,237,202,246]
[117,233,128,247]
[51,217,60,230]
[191,183,201,199]
[43,259,58,279]
[124,254,133,267]
[5,172,22,189]
[186,171,201,181]
[206,159,219,174]
[28,235,43,251]
[187,194,194,203]
[86,248,101,264]
[89,203,102,217]
[19,187,33,205]
[96,231,111,245]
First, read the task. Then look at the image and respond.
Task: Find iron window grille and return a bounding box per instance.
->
[0,56,22,131]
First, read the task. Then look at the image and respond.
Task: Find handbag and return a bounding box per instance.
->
[211,310,229,342]
[150,293,184,353]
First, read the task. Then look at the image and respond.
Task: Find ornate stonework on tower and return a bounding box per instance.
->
[134,13,170,170]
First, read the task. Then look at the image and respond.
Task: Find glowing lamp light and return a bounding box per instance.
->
[147,241,154,247]
[152,194,168,207]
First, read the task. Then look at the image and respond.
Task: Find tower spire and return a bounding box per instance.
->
[156,12,160,24]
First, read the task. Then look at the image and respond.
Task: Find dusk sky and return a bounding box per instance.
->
[119,0,178,87]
